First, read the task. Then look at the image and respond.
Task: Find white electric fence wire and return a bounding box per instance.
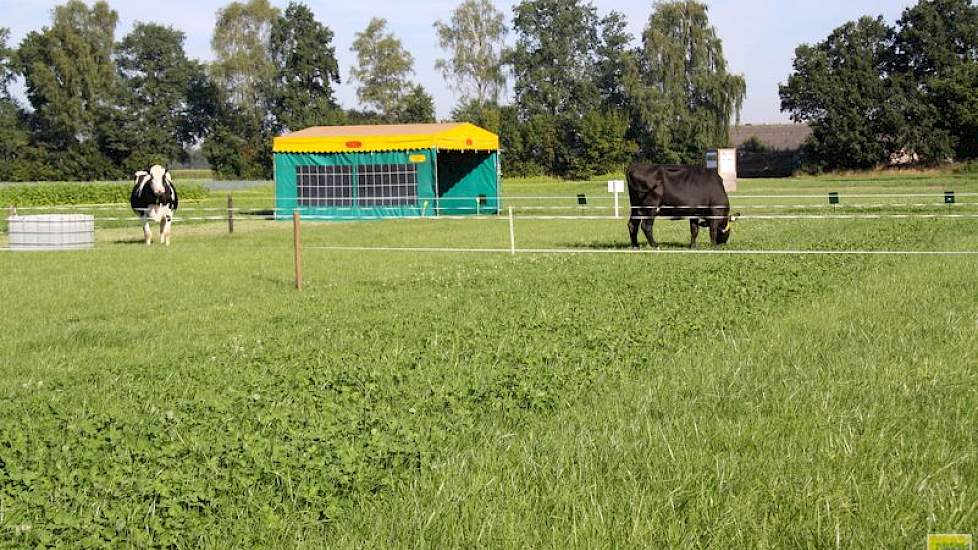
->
[5,243,978,257]
[303,245,978,257]
[8,213,978,225]
[10,201,978,214]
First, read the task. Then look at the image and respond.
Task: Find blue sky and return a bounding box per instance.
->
[1,0,915,123]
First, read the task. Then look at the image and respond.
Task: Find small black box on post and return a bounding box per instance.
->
[828,192,840,205]
[945,191,956,205]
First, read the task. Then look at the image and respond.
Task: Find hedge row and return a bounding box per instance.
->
[0,182,209,208]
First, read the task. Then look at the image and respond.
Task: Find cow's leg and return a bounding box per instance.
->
[709,221,720,245]
[628,210,642,249]
[689,219,700,249]
[640,213,657,248]
[143,220,152,245]
[164,216,173,246]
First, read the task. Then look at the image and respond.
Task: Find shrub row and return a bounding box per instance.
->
[0,182,209,208]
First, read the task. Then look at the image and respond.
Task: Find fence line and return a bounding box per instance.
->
[7,212,978,225]
[9,202,978,214]
[6,243,978,257]
[303,245,978,257]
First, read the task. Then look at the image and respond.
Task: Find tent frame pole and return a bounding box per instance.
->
[433,148,440,217]
[495,151,501,215]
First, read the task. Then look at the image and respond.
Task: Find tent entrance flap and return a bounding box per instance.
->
[436,151,499,215]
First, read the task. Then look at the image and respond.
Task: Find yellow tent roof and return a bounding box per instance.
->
[273,122,499,154]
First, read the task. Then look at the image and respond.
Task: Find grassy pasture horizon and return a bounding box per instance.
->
[1,172,977,547]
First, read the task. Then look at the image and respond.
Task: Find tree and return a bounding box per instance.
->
[434,0,508,108]
[780,17,897,169]
[350,18,415,121]
[893,0,978,78]
[595,11,633,110]
[112,23,206,170]
[208,0,279,178]
[270,2,343,131]
[397,85,436,123]
[1,28,33,182]
[15,0,120,177]
[628,1,745,164]
[563,109,636,178]
[0,27,14,100]
[894,0,978,159]
[452,99,502,133]
[508,0,617,177]
[780,11,961,170]
[509,0,602,121]
[211,0,278,120]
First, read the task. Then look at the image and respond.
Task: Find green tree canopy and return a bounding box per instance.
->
[780,17,897,169]
[509,0,602,120]
[397,84,436,123]
[507,0,635,178]
[349,18,415,121]
[270,2,343,131]
[16,1,119,150]
[434,0,508,108]
[112,23,206,169]
[894,0,978,159]
[0,27,14,100]
[208,0,279,179]
[595,11,633,110]
[0,28,32,182]
[211,0,279,121]
[15,0,120,177]
[627,1,745,164]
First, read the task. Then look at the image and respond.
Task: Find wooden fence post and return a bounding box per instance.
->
[227,195,234,234]
[293,210,303,291]
[509,207,516,256]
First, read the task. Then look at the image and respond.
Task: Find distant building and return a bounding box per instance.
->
[730,123,812,151]
[729,123,812,178]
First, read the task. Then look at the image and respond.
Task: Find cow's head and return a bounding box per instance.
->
[147,165,169,196]
[716,213,740,244]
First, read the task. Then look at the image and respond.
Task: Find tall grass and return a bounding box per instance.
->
[1,175,976,547]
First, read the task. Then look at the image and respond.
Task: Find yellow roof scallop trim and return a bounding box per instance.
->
[273,122,499,154]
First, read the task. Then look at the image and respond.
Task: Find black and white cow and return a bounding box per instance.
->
[130,165,179,246]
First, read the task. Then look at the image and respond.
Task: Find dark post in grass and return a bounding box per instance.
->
[577,194,587,215]
[945,191,955,214]
[293,210,303,291]
[227,195,234,234]
[829,192,840,211]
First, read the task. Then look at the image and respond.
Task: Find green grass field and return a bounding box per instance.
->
[1,172,977,548]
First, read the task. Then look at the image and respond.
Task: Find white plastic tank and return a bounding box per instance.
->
[7,214,95,251]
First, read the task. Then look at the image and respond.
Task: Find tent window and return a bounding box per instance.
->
[297,165,353,207]
[358,163,418,207]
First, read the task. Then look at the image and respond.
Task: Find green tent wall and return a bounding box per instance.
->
[274,149,499,220]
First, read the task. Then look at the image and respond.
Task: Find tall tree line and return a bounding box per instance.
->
[0,0,747,181]
[492,0,744,178]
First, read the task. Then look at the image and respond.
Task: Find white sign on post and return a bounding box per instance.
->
[608,180,625,219]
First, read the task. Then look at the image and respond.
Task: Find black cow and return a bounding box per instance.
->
[626,163,739,249]
[130,165,179,246]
